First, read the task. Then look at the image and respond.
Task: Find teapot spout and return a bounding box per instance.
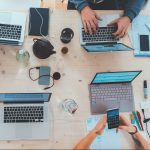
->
[51,51,56,55]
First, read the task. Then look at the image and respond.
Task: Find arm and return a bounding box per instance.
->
[133,132,150,149]
[71,0,89,12]
[74,115,107,150]
[118,115,150,150]
[74,129,98,150]
[124,0,145,21]
[108,0,145,38]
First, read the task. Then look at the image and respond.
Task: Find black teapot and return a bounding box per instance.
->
[33,38,56,59]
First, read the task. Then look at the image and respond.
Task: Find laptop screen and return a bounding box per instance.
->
[92,71,141,84]
[0,93,51,103]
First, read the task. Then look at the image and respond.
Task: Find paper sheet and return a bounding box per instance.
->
[0,0,41,12]
[86,115,122,149]
[129,16,150,56]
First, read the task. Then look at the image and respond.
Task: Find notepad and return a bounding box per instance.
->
[86,115,122,149]
[28,8,49,36]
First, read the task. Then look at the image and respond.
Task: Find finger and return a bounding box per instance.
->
[107,19,118,26]
[83,20,88,33]
[112,26,123,37]
[93,18,99,27]
[119,115,131,126]
[89,20,97,33]
[86,21,93,34]
[116,29,125,39]
[95,14,102,21]
[116,128,119,133]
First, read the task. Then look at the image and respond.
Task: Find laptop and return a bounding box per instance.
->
[0,93,51,140]
[80,15,133,52]
[90,71,141,114]
[0,11,27,45]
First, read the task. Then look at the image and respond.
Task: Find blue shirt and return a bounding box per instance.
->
[71,0,145,21]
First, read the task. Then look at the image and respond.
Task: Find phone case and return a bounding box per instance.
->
[38,66,50,85]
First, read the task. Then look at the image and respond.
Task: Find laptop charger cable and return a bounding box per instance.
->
[29,67,61,90]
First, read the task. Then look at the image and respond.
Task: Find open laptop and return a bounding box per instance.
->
[0,93,51,140]
[0,11,27,45]
[90,71,141,114]
[80,15,133,52]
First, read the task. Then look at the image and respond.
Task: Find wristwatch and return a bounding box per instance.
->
[128,126,138,135]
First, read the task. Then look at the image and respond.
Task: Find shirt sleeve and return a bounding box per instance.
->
[123,0,145,21]
[71,0,89,12]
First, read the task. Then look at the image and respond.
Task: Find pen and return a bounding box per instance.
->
[144,80,148,99]
[132,111,142,131]
[130,114,135,124]
[136,111,144,131]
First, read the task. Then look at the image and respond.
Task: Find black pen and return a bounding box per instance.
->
[144,80,148,99]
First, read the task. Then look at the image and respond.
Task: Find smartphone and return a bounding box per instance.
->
[140,35,149,51]
[107,108,119,129]
[38,66,50,85]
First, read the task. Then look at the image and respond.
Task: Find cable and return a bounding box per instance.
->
[29,67,54,90]
[141,109,150,138]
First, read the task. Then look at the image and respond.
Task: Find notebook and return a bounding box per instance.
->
[29,8,49,36]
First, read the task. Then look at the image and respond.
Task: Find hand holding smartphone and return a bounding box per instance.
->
[107,108,119,129]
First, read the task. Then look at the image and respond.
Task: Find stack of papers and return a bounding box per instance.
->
[129,16,150,56]
[86,115,122,149]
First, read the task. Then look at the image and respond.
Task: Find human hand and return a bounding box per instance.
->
[93,115,107,135]
[81,6,101,34]
[107,16,131,38]
[117,115,137,134]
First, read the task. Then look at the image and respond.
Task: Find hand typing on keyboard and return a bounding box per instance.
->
[80,8,130,38]
[107,16,131,39]
[80,6,101,34]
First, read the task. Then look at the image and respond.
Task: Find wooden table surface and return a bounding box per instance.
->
[0,0,150,149]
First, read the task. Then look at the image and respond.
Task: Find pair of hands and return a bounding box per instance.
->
[93,115,137,135]
[81,6,131,38]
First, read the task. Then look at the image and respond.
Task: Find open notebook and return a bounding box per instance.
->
[86,115,122,149]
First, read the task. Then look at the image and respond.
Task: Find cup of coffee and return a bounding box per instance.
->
[60,28,74,43]
[61,47,68,54]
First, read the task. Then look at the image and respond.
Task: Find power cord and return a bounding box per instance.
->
[29,67,54,90]
[141,109,150,138]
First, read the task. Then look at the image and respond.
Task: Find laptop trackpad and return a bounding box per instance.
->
[15,124,32,139]
[0,12,11,24]
[104,98,120,110]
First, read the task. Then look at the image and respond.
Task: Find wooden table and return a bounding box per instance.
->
[0,1,150,149]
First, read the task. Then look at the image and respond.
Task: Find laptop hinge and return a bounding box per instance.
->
[3,101,44,104]
[85,42,117,46]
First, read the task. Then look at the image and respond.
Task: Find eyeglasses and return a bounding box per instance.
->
[93,0,104,4]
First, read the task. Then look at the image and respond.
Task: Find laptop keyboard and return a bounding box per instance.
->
[4,106,44,123]
[0,24,22,40]
[90,84,132,102]
[82,26,118,43]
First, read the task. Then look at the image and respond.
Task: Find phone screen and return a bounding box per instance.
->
[107,108,119,129]
[140,35,149,51]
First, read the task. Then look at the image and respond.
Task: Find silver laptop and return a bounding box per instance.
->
[80,15,133,52]
[0,93,51,140]
[0,11,27,45]
[90,71,141,114]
